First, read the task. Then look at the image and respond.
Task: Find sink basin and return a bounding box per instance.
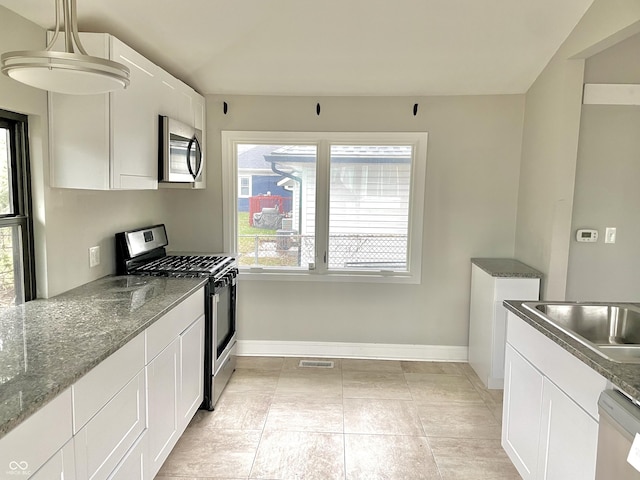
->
[522,302,640,363]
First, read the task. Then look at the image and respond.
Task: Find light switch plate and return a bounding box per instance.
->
[605,227,617,244]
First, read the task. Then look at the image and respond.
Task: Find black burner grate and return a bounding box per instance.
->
[133,255,233,277]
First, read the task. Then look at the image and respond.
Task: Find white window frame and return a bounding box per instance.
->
[221,131,427,284]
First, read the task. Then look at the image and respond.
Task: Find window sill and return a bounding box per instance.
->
[237,269,420,284]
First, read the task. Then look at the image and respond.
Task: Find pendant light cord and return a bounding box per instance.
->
[46,0,62,52]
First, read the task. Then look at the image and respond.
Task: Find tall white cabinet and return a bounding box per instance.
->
[468,258,541,389]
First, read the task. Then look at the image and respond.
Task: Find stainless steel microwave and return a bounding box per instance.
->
[159,115,203,183]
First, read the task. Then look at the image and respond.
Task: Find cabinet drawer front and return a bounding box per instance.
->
[147,288,204,361]
[30,438,76,480]
[73,333,145,432]
[75,369,146,480]
[0,389,72,479]
[506,313,607,419]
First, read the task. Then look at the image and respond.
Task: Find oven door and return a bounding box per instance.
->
[209,272,237,406]
[213,274,236,373]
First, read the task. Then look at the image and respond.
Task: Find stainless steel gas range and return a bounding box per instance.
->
[115,224,237,410]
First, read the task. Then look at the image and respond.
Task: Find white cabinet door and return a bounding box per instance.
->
[147,338,180,478]
[30,439,76,480]
[179,315,205,431]
[110,39,159,190]
[74,370,146,480]
[538,378,598,480]
[49,33,159,190]
[48,33,111,190]
[107,434,147,480]
[502,343,544,480]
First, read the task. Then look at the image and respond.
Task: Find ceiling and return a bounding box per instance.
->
[0,0,595,96]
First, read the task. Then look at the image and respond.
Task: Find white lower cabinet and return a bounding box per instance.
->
[179,315,205,431]
[538,378,598,480]
[74,369,147,480]
[147,338,180,476]
[0,388,72,479]
[502,344,544,479]
[468,263,540,389]
[1,286,205,480]
[502,313,607,480]
[147,314,205,478]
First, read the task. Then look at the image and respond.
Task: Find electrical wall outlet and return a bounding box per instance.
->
[89,246,100,267]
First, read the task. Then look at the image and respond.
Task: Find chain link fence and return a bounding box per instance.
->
[238,233,407,270]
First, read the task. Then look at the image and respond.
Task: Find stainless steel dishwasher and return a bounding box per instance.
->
[596,390,640,479]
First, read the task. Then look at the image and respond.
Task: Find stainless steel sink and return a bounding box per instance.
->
[522,302,640,363]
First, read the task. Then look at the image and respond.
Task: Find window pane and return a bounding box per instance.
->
[328,145,412,271]
[239,177,250,197]
[236,144,316,268]
[0,225,24,306]
[0,127,14,215]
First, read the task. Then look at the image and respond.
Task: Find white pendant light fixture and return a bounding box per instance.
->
[1,0,130,95]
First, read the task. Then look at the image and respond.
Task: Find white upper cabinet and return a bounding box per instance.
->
[48,33,205,190]
[110,40,160,190]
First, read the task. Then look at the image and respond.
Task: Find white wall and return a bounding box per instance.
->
[0,6,168,297]
[514,0,640,300]
[566,32,640,301]
[165,95,525,348]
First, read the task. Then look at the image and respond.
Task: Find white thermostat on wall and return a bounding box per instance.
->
[576,229,598,242]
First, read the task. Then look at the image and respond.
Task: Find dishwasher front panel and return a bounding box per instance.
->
[596,390,640,480]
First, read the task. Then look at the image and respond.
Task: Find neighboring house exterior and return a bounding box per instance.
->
[237,145,292,212]
[261,145,412,268]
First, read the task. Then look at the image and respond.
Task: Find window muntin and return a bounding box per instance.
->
[0,110,35,305]
[222,132,427,283]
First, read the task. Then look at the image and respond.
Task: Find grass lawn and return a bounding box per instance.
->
[236,212,298,267]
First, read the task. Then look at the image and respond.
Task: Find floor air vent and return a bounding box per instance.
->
[298,360,335,368]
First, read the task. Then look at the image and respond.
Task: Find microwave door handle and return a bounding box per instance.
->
[186,137,196,180]
[186,136,203,181]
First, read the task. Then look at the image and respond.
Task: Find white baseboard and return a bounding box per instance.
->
[236,340,468,362]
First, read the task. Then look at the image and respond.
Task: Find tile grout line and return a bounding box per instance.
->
[341,362,347,480]
[246,359,284,480]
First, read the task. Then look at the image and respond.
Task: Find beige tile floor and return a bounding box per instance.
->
[156,357,521,480]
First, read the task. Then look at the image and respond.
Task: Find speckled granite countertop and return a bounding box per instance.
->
[472,258,543,278]
[504,300,640,400]
[0,275,207,440]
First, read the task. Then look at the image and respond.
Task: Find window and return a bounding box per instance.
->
[222,132,427,283]
[0,110,35,305]
[239,176,251,197]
